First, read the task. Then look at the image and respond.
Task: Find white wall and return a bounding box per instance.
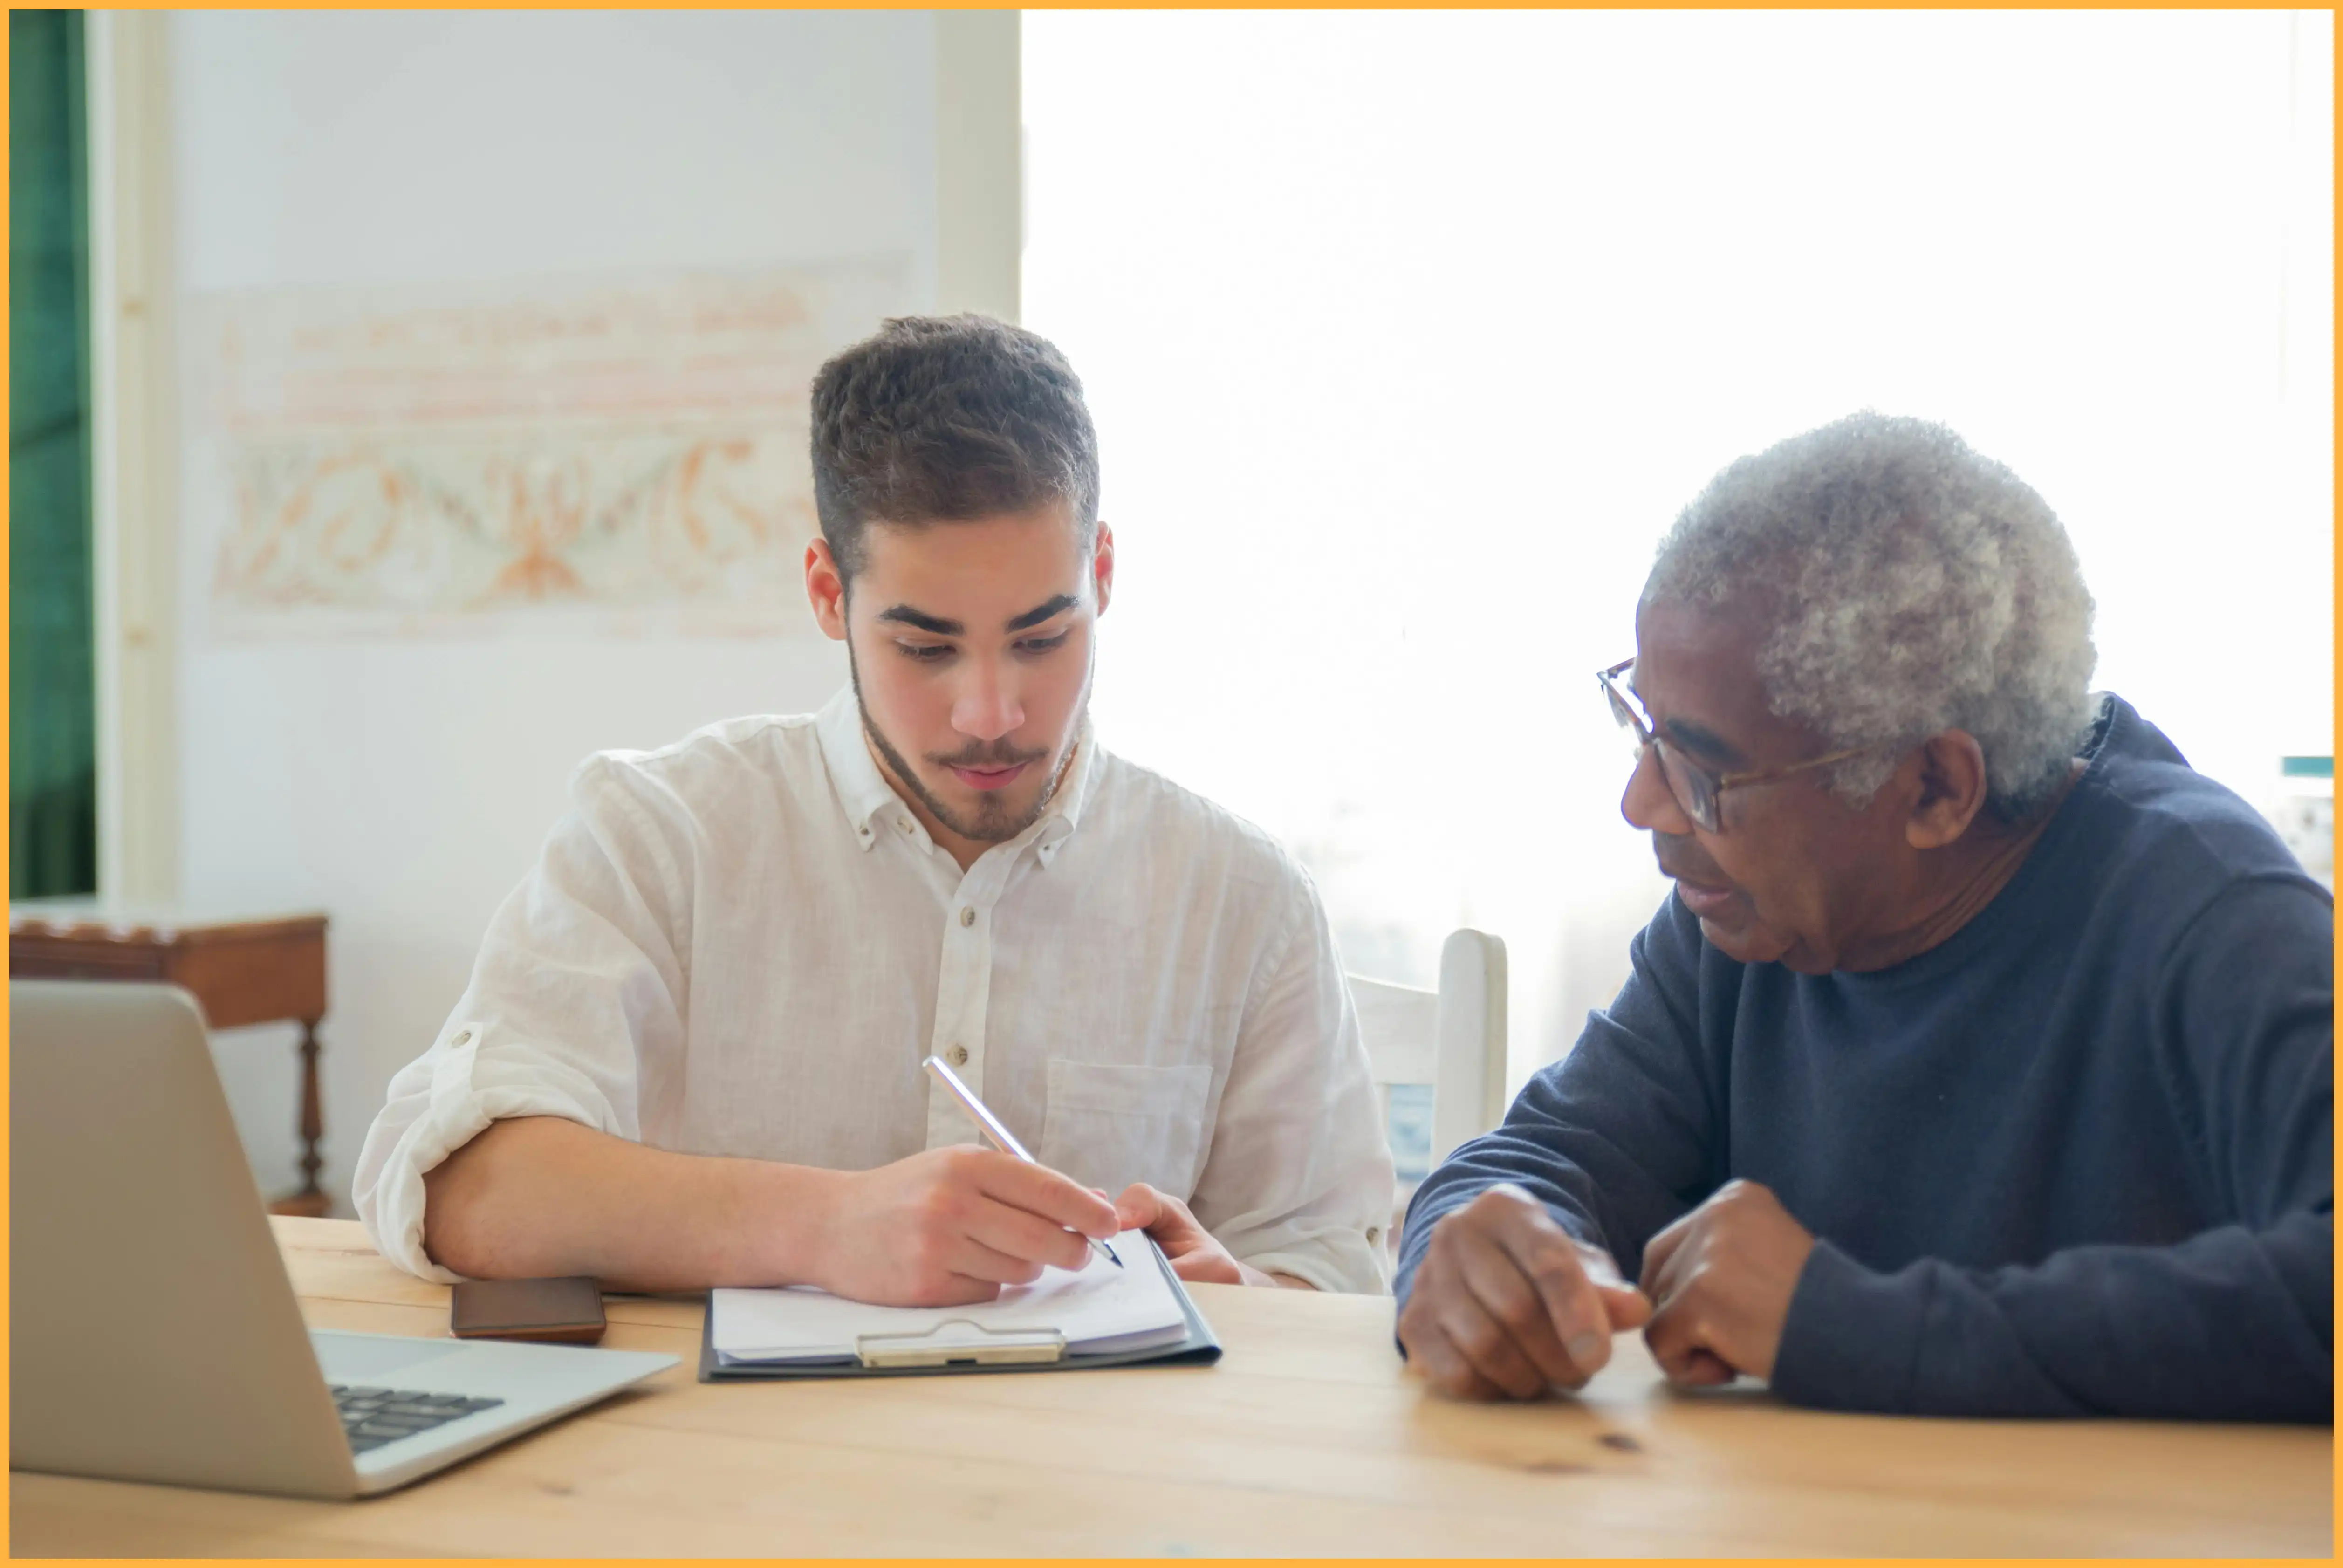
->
[168,11,944,1208]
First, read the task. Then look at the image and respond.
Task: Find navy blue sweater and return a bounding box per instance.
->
[1397,696,2332,1420]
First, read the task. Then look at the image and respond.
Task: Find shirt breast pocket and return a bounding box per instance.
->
[1038,1058,1214,1200]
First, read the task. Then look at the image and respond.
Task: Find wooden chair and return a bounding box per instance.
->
[1349,929,1509,1239]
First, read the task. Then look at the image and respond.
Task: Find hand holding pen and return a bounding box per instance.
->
[924,1054,1122,1269]
[804,1061,1120,1308]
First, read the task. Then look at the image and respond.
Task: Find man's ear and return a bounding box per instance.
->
[1091,520,1115,616]
[1905,730,1991,849]
[805,539,848,641]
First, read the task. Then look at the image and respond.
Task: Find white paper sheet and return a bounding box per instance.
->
[711,1231,1190,1364]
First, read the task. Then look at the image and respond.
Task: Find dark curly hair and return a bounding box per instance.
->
[809,314,1100,582]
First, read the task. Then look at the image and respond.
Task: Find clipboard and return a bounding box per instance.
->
[697,1234,1223,1382]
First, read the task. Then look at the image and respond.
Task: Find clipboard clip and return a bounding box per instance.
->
[855,1320,1070,1369]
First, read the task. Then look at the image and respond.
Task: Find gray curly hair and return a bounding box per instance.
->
[1642,412,2098,820]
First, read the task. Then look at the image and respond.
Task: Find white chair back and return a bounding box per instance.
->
[1349,928,1508,1181]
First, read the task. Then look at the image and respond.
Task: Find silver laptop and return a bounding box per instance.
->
[10,980,676,1498]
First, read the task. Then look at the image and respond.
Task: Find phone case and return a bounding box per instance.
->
[448,1275,609,1344]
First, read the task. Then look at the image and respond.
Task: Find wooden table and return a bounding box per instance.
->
[9,1220,2329,1556]
[9,901,332,1216]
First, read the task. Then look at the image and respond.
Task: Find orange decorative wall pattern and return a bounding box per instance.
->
[188,259,908,637]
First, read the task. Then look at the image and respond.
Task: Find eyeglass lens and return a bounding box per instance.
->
[1606,681,1720,832]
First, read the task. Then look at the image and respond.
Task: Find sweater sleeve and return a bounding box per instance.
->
[1773,875,2334,1420]
[1394,894,1725,1307]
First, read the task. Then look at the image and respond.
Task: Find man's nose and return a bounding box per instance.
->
[952,658,1024,742]
[1621,743,1692,835]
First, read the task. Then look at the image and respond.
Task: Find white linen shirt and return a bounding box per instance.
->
[354,687,1395,1294]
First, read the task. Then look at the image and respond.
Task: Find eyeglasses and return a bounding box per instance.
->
[1597,658,1873,834]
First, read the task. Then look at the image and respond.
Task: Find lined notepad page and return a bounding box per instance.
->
[711,1231,1188,1364]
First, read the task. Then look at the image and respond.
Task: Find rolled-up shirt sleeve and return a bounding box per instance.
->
[354,756,692,1280]
[1189,870,1397,1295]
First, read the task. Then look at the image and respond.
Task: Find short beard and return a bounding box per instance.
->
[848,646,1079,845]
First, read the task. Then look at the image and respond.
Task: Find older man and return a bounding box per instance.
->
[1397,413,2331,1420]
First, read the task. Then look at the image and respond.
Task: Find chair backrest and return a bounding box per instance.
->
[1350,928,1508,1182]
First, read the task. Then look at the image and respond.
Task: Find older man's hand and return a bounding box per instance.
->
[1398,1185,1653,1400]
[1638,1179,1815,1386]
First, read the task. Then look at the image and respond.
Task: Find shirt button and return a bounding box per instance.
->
[1366,1226,1382,1245]
[959,907,976,928]
[453,1029,474,1047]
[947,1044,970,1067]
[899,818,912,833]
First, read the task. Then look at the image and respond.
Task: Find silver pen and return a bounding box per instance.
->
[921,1054,1122,1269]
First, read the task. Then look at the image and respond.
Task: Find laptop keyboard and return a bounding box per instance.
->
[331,1384,506,1454]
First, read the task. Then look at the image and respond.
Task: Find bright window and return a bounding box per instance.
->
[1024,11,2334,1086]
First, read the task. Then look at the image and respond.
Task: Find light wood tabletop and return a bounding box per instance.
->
[9,1218,2330,1557]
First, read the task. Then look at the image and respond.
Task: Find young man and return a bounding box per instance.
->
[355,315,1394,1304]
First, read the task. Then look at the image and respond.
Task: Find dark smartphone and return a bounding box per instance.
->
[449,1275,608,1345]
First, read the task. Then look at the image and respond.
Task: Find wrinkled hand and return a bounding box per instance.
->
[1639,1179,1815,1387]
[817,1145,1119,1308]
[1113,1183,1288,1287]
[1397,1184,1653,1400]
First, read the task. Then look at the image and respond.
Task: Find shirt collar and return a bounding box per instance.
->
[815,687,905,850]
[1032,715,1100,868]
[814,685,1101,868]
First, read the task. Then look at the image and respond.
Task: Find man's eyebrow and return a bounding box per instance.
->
[1004,594,1079,633]
[875,605,962,636]
[1663,717,1747,768]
